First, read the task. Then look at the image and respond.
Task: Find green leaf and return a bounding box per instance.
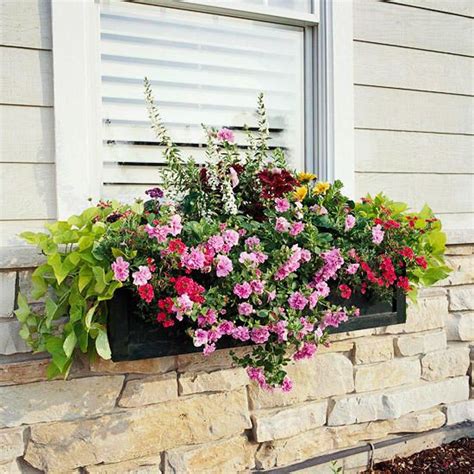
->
[92,267,107,293]
[78,267,93,292]
[63,331,77,358]
[46,361,61,380]
[45,336,68,371]
[78,235,95,251]
[14,293,30,323]
[95,329,111,359]
[84,304,98,330]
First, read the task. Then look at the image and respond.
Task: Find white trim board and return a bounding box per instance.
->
[51,0,103,219]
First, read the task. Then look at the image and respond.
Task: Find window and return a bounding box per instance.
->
[99,2,308,202]
[51,0,354,217]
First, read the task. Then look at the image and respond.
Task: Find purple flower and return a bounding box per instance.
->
[132,266,152,286]
[215,254,233,277]
[251,326,270,344]
[345,214,356,231]
[238,302,254,316]
[275,198,290,213]
[217,128,235,142]
[288,292,308,310]
[111,257,129,282]
[372,224,385,245]
[145,187,163,199]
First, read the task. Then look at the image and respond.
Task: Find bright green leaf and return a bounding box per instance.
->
[95,329,111,359]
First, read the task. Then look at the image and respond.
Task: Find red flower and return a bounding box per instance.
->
[174,276,205,303]
[399,247,415,259]
[339,284,352,299]
[380,256,397,286]
[138,283,154,303]
[415,256,428,269]
[397,276,411,292]
[158,297,174,313]
[162,319,175,328]
[168,239,186,255]
[258,169,299,199]
[147,257,156,272]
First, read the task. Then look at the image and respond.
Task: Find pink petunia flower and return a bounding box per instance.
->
[281,376,293,392]
[346,263,359,275]
[372,224,385,245]
[288,292,308,310]
[222,229,239,247]
[232,326,250,341]
[238,302,254,316]
[245,236,260,249]
[215,254,233,277]
[345,214,356,231]
[208,235,225,253]
[290,221,305,237]
[169,214,183,236]
[111,257,130,282]
[275,198,290,213]
[275,217,290,233]
[251,326,270,344]
[217,128,235,142]
[193,329,208,347]
[251,280,265,295]
[181,248,206,270]
[132,265,152,286]
[234,282,252,299]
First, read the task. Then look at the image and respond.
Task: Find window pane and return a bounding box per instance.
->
[207,0,312,14]
[100,3,305,201]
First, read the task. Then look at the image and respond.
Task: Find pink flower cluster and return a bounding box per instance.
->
[275,245,311,281]
[312,248,344,284]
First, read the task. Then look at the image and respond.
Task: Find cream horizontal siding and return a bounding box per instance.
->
[354,0,474,231]
[386,0,474,18]
[354,0,473,56]
[0,0,56,250]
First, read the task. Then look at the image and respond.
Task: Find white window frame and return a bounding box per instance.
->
[51,0,354,218]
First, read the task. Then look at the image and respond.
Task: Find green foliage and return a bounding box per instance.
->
[14,205,121,378]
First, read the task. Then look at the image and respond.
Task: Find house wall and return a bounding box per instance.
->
[353,0,474,230]
[0,1,473,473]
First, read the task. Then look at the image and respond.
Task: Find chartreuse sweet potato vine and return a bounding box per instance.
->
[15,88,450,388]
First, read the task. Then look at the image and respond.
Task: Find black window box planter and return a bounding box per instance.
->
[107,289,406,362]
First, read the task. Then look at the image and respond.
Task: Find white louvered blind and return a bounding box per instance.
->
[100,2,305,202]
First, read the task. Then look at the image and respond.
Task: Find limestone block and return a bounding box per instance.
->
[119,373,177,408]
[444,399,474,425]
[328,376,469,425]
[395,330,447,356]
[421,345,470,381]
[24,389,251,472]
[85,456,162,473]
[176,346,251,373]
[255,427,334,470]
[0,272,16,318]
[0,427,25,463]
[382,289,447,334]
[90,356,176,375]
[353,337,394,364]
[0,375,124,427]
[449,286,474,311]
[0,319,30,355]
[252,400,328,442]
[178,367,248,395]
[445,312,474,341]
[445,256,474,285]
[0,357,49,385]
[354,357,420,392]
[163,436,256,473]
[249,353,354,409]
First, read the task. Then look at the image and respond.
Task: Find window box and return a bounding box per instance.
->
[107,288,406,361]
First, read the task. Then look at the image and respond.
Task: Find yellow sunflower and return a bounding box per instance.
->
[313,181,330,195]
[297,172,317,183]
[293,186,308,201]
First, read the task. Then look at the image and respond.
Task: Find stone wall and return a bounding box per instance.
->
[0,243,473,473]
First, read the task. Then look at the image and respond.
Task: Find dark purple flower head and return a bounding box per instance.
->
[145,187,164,199]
